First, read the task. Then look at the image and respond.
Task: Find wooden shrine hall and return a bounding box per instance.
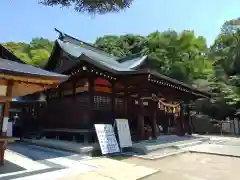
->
[6,30,211,142]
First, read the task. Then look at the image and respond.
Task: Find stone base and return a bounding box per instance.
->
[131,135,210,155]
[21,138,100,156]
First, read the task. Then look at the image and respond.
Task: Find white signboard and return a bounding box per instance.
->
[2,117,8,132]
[94,124,120,155]
[7,122,13,137]
[115,119,132,148]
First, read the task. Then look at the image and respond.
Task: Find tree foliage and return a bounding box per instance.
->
[40,0,134,14]
[95,30,212,84]
[3,38,54,67]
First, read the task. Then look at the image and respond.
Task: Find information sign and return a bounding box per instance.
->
[94,124,120,155]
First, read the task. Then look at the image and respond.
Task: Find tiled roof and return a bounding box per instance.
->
[44,29,211,98]
[57,39,146,72]
[0,58,68,79]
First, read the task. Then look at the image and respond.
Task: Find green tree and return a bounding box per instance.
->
[30,49,50,67]
[40,0,134,14]
[210,18,240,106]
[2,38,54,67]
[95,34,146,57]
[95,30,212,85]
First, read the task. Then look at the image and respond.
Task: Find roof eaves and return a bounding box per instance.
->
[55,28,119,60]
[149,70,211,98]
[129,55,148,69]
[0,58,68,80]
[117,53,143,63]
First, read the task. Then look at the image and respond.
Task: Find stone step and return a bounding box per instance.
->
[174,140,205,149]
[132,137,210,155]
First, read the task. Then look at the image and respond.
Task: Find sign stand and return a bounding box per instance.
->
[113,121,123,153]
[94,124,120,155]
[114,119,133,155]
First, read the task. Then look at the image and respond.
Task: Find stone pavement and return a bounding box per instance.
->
[4,135,240,179]
[0,142,95,179]
[123,153,240,180]
[128,147,186,160]
[187,144,240,157]
[58,158,158,180]
[1,142,158,180]
[187,137,240,157]
[125,135,240,160]
[13,157,158,180]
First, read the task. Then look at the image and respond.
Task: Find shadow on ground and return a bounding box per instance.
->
[108,153,135,161]
[0,168,61,180]
[7,142,74,161]
[0,160,25,174]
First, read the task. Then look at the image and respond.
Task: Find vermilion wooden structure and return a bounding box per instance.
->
[0,55,68,165]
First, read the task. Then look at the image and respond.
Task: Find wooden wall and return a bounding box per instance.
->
[39,77,125,129]
[39,94,90,129]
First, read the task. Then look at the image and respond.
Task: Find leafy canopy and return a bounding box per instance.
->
[40,0,134,14]
[3,38,54,67]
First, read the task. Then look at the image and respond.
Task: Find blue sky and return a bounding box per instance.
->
[0,0,239,45]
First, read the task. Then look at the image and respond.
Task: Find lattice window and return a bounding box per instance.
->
[115,98,124,113]
[94,96,111,110]
[76,95,89,107]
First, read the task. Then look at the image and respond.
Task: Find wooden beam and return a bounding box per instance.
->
[0,74,60,85]
[119,74,148,86]
[1,81,13,136]
[0,80,7,86]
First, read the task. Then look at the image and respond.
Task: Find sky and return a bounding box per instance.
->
[0,0,240,46]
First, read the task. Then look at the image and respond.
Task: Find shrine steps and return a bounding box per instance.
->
[21,138,101,156]
[131,135,210,155]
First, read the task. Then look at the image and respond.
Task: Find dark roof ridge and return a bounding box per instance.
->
[54,28,120,60]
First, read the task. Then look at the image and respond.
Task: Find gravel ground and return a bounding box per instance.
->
[121,152,240,180]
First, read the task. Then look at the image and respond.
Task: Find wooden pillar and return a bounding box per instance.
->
[186,104,193,135]
[176,104,184,136]
[1,81,13,136]
[233,118,236,135]
[180,104,185,136]
[88,76,94,128]
[137,98,145,141]
[58,87,62,98]
[123,85,128,119]
[151,102,157,139]
[183,104,189,135]
[111,81,116,122]
[72,80,76,96]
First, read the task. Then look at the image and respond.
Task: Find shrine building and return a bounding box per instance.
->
[2,30,211,142]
